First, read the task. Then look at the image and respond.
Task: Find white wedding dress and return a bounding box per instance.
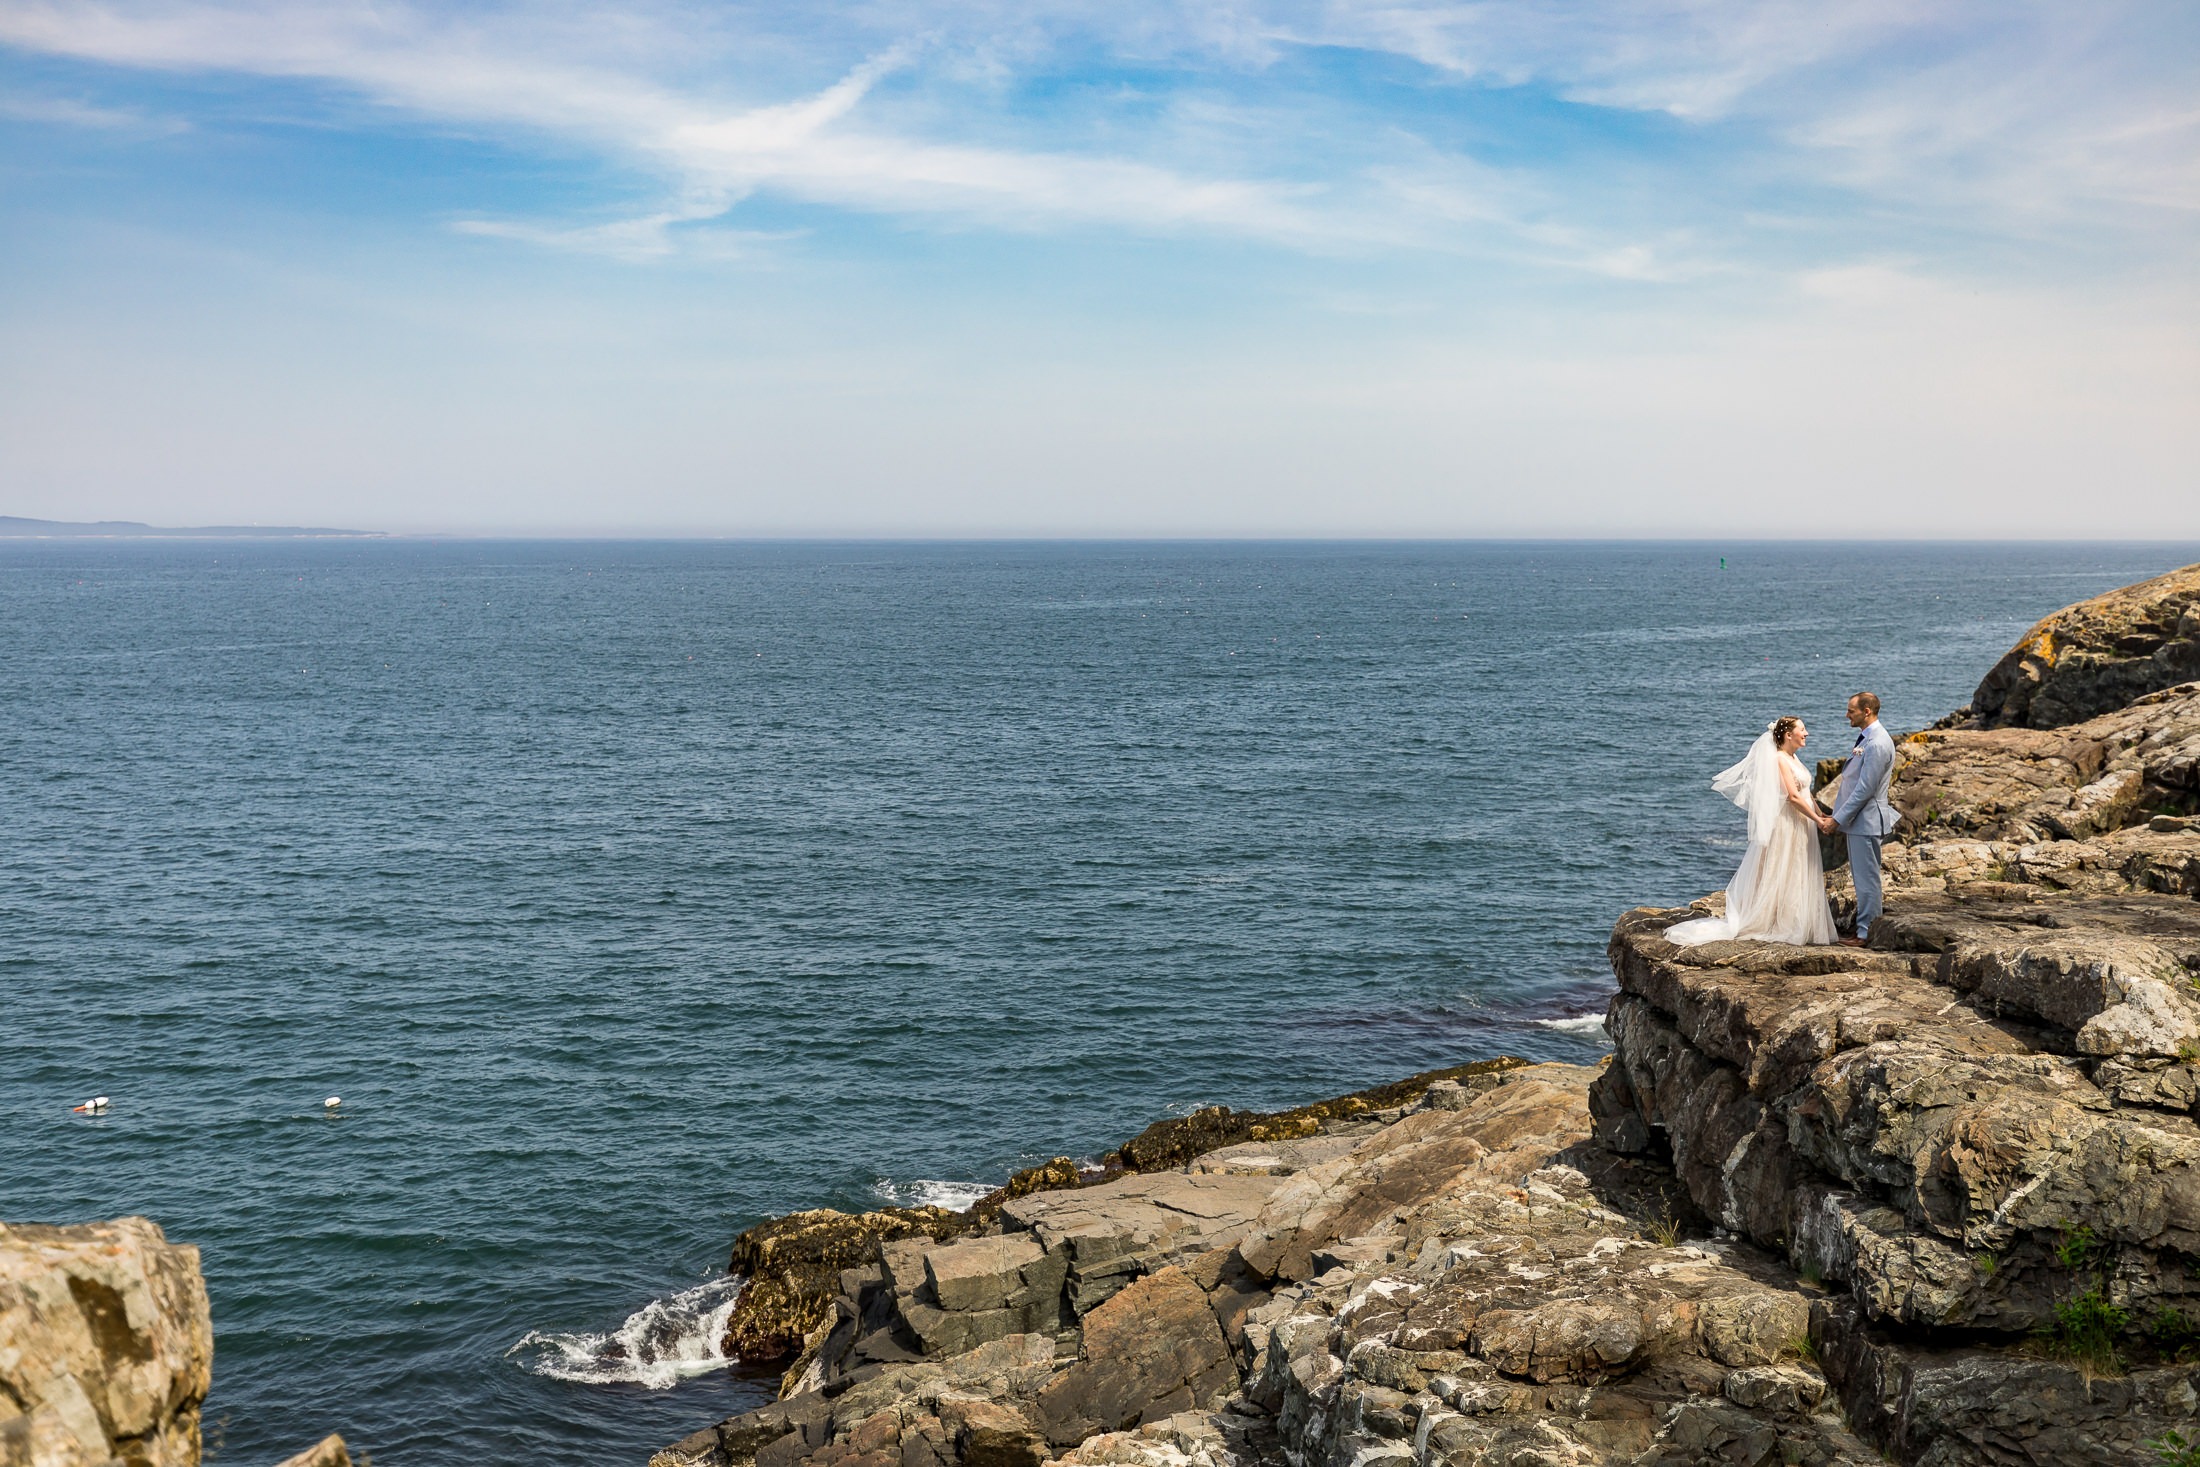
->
[1665,729,1838,947]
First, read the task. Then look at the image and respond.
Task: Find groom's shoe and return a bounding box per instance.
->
[1838,936,1867,948]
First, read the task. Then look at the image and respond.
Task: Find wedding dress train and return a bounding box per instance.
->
[1665,729,1838,947]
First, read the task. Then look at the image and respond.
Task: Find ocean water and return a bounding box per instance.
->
[4,538,2193,1463]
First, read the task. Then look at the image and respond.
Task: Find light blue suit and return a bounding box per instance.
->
[1830,720,1901,938]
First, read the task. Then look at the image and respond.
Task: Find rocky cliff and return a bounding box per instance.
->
[1580,567,2200,1463]
[0,1218,355,1467]
[655,562,2200,1467]
[0,1216,212,1467]
[1966,560,2200,730]
[1591,882,2200,1462]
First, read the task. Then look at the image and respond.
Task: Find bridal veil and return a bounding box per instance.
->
[1711,729,1788,845]
[1666,724,1838,947]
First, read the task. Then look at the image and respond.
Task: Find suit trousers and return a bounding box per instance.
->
[1848,832,1885,939]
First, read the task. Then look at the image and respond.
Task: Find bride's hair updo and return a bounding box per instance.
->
[1771,716,1801,748]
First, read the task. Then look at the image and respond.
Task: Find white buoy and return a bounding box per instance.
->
[73,1097,110,1114]
[324,1097,341,1109]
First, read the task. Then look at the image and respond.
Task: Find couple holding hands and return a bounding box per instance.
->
[1665,692,1900,950]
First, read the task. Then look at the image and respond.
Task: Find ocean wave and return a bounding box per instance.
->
[872,1178,995,1211]
[506,1275,743,1389]
[1530,1014,1610,1036]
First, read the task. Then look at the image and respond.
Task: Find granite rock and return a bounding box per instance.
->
[1969,560,2200,729]
[660,1066,1891,1467]
[1004,1174,1284,1318]
[1242,1065,1874,1467]
[1940,930,2200,1055]
[1596,893,2200,1331]
[1035,1269,1236,1446]
[1039,1411,1264,1467]
[1868,683,2200,848]
[1185,1138,1367,1179]
[652,1335,1061,1467]
[1103,1064,1528,1176]
[928,1236,1065,1316]
[1817,1296,2200,1465]
[720,1066,1534,1387]
[270,1435,354,1467]
[725,1207,976,1364]
[896,1236,1075,1356]
[0,1216,212,1467]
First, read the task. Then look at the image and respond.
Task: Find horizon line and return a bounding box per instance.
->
[7,528,2200,547]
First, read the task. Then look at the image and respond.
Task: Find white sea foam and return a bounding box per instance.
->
[872,1178,995,1211]
[507,1274,744,1389]
[1532,1014,1611,1036]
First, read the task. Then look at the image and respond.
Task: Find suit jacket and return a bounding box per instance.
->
[1831,721,1901,837]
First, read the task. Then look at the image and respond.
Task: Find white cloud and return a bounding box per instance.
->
[1296,0,2200,224]
[0,0,2190,265]
[451,204,766,261]
[0,2,1354,249]
[1299,0,1929,117]
[0,89,179,128]
[664,46,905,158]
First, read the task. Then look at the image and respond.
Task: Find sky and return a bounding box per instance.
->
[0,0,2195,536]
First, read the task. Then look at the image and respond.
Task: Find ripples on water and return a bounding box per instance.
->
[4,539,2192,1463]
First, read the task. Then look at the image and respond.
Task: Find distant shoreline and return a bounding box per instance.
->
[0,516,382,539]
[5,523,2200,545]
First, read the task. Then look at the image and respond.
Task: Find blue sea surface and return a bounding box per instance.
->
[4,538,2193,1463]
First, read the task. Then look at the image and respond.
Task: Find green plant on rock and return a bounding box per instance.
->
[2039,1288,2127,1376]
[2056,1225,2101,1272]
[1974,1252,1997,1276]
[2152,1307,2198,1349]
[1787,1334,1821,1366]
[1798,1260,1824,1287]
[1647,1216,1682,1247]
[1983,860,2012,882]
[2154,1429,2200,1467]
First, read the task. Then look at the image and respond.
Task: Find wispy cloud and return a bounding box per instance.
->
[0,2,1352,251]
[451,203,762,262]
[1293,0,2200,220]
[0,88,180,129]
[0,0,2190,266]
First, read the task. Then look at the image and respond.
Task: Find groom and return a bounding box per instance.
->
[1820,691,1900,947]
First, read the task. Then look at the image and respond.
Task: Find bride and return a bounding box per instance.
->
[1665,716,1838,947]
